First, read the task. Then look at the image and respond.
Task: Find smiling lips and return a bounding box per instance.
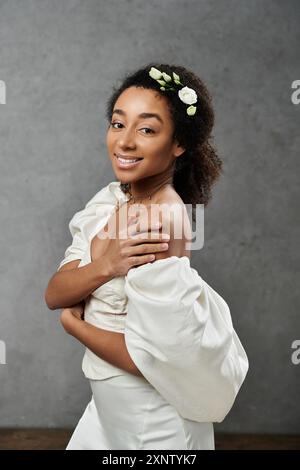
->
[115,154,143,169]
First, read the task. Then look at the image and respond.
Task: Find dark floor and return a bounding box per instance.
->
[0,430,299,450]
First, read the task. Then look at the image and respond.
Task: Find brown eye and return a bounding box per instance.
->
[110,121,123,129]
[140,127,155,134]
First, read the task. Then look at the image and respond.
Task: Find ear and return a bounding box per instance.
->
[173,140,186,158]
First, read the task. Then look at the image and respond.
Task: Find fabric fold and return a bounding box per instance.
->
[124,256,249,423]
[56,181,129,271]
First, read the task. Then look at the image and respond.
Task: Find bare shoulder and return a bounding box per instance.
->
[153,186,191,261]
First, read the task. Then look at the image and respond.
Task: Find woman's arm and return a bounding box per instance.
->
[60,308,144,378]
[45,258,114,310]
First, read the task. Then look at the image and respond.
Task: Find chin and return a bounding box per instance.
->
[113,172,132,184]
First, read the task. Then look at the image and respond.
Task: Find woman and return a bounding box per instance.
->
[45,63,248,450]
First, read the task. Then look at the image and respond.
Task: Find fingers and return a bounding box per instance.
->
[128,219,163,237]
[128,214,139,225]
[121,209,170,244]
[127,208,161,228]
[130,253,156,267]
[130,241,169,256]
[129,232,170,244]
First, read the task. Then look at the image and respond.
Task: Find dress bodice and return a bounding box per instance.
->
[57,181,133,378]
[57,180,249,412]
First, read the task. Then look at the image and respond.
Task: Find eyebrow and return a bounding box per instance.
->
[112,108,164,124]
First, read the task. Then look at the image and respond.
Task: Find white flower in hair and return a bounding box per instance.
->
[149,67,163,80]
[178,86,197,105]
[178,86,197,116]
[148,67,198,116]
[186,105,197,116]
[162,72,172,82]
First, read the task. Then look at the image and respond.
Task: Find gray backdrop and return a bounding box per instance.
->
[0,0,299,433]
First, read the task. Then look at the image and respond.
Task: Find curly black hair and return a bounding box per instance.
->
[105,62,223,222]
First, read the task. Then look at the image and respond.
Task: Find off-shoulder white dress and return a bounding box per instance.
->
[57,181,249,450]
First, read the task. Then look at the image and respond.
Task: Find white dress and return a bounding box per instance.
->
[57,181,249,450]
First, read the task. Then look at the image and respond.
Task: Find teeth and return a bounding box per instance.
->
[117,157,141,164]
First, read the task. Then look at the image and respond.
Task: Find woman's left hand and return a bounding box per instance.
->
[69,301,85,320]
[60,301,85,334]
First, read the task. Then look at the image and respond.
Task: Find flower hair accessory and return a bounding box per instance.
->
[149,66,197,116]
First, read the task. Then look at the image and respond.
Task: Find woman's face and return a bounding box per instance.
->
[106,86,185,184]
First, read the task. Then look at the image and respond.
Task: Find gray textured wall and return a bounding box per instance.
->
[0,0,299,433]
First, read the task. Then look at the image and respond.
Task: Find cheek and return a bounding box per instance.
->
[106,130,112,145]
[106,132,116,152]
[148,140,173,161]
[142,135,169,153]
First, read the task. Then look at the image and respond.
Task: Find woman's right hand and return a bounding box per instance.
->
[96,206,170,278]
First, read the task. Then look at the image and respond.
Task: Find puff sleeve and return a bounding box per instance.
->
[124,256,249,423]
[56,187,108,271]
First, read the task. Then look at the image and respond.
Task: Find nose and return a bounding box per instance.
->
[117,126,136,150]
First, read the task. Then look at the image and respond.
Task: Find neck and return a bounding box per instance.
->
[126,169,174,202]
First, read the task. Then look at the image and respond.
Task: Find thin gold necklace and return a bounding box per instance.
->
[128,182,172,205]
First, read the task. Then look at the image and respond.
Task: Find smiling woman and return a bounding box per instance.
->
[105,63,223,223]
[48,62,248,451]
[106,85,184,195]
